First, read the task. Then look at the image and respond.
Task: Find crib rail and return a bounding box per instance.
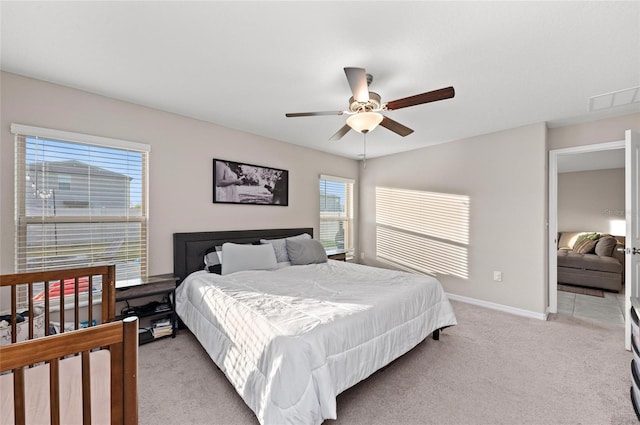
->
[0,265,116,344]
[0,316,138,425]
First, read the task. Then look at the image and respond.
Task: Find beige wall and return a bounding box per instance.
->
[548,113,640,150]
[359,123,548,314]
[0,72,359,275]
[558,168,625,234]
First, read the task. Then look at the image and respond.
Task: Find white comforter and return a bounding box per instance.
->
[175,260,456,425]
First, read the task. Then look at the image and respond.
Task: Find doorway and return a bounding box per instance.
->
[548,141,625,324]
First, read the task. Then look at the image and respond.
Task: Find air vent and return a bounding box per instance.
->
[589,86,640,112]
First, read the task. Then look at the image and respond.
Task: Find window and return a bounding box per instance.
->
[319,175,354,256]
[12,124,150,295]
[57,174,71,191]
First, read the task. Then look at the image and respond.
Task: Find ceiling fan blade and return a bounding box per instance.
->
[380,116,414,137]
[344,67,370,103]
[386,86,455,111]
[329,124,352,141]
[285,111,344,117]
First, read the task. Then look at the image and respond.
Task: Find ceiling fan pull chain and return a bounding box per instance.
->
[363,133,367,168]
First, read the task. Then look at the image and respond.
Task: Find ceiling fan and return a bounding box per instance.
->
[285,67,455,141]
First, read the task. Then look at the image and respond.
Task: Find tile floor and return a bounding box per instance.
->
[557,289,625,326]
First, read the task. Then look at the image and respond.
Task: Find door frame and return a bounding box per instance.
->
[624,130,640,351]
[548,140,625,315]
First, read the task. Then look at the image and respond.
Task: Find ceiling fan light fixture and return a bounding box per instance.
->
[346,111,383,133]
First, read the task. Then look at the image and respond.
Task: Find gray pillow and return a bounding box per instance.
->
[261,233,311,263]
[595,236,617,257]
[286,239,328,265]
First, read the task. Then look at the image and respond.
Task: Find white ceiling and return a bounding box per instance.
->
[1,1,639,159]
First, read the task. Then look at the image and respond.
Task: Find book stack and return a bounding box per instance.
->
[151,317,173,339]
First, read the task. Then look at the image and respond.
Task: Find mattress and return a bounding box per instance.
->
[175,260,457,425]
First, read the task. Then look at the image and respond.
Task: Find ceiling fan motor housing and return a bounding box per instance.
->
[348,92,382,113]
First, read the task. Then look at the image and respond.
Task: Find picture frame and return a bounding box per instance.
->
[213,159,288,206]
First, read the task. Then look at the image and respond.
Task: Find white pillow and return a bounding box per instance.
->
[221,242,278,275]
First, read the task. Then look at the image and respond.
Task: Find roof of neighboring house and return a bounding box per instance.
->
[26,160,132,181]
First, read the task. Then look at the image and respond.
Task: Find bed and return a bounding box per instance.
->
[0,265,138,424]
[174,228,457,425]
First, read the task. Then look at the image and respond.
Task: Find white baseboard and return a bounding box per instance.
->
[446,293,548,321]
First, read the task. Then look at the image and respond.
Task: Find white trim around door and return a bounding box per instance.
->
[548,140,625,315]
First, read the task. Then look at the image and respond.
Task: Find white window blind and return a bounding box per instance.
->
[13,125,150,292]
[319,175,354,256]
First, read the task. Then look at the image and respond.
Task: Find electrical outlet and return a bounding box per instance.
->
[493,271,503,282]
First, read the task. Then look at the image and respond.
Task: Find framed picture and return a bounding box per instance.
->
[213,159,288,206]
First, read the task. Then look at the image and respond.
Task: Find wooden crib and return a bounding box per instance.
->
[0,265,138,424]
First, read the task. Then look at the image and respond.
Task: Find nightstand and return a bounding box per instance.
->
[115,274,179,345]
[327,249,347,261]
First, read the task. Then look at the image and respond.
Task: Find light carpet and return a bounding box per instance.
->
[138,300,637,424]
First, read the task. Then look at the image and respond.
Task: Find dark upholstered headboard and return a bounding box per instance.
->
[173,228,314,283]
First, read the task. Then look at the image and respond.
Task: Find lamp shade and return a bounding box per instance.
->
[346,112,383,133]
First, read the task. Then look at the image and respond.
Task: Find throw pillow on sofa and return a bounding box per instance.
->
[575,232,600,245]
[558,232,600,250]
[594,235,618,257]
[573,238,597,254]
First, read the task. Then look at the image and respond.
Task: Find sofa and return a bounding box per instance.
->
[557,232,625,292]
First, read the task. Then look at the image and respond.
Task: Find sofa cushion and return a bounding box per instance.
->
[557,250,622,273]
[557,267,622,292]
[595,236,618,257]
[573,238,596,254]
[558,232,583,249]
